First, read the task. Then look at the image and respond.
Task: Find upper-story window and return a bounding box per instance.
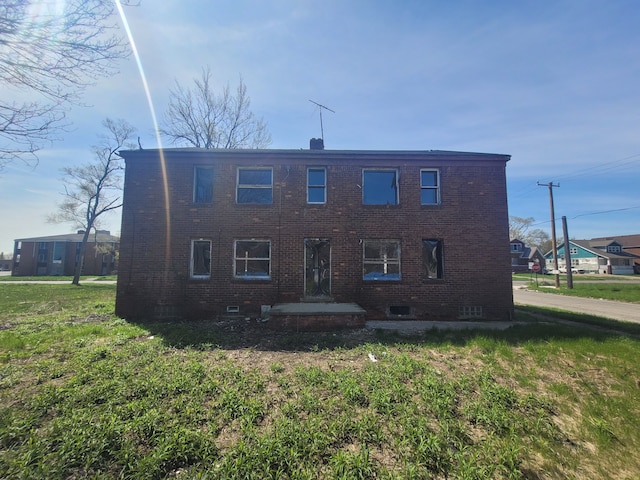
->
[511,243,523,252]
[607,245,621,253]
[420,169,440,205]
[52,242,65,264]
[237,168,273,204]
[363,169,398,205]
[193,166,213,203]
[307,167,327,204]
[569,247,578,255]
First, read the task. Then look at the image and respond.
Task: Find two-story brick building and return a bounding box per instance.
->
[115,144,513,326]
[12,231,119,277]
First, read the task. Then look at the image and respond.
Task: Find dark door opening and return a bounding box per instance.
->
[304,238,331,298]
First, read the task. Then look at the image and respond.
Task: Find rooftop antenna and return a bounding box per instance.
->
[309,99,335,141]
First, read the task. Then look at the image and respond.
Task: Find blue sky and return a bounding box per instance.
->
[1,0,639,254]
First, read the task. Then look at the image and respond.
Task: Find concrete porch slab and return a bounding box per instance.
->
[269,302,366,316]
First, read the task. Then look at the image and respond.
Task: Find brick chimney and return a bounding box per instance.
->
[310,138,324,150]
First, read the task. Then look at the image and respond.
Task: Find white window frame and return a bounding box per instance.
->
[190,239,212,279]
[420,169,440,205]
[236,167,273,204]
[307,167,327,204]
[234,239,271,280]
[363,239,401,281]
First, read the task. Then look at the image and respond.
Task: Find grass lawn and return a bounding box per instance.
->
[525,280,640,303]
[0,275,117,282]
[1,284,640,479]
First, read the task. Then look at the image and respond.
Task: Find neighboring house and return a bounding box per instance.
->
[115,144,513,326]
[12,231,119,277]
[590,234,640,274]
[545,239,638,275]
[0,256,13,272]
[510,239,546,273]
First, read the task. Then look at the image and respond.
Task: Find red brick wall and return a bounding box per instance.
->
[116,150,513,321]
[12,240,117,276]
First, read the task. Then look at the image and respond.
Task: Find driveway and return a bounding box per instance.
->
[513,285,640,324]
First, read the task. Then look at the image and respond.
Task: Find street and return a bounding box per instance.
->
[513,284,640,324]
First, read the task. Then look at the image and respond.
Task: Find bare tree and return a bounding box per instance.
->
[48,118,136,285]
[0,0,135,169]
[509,215,550,249]
[162,67,272,149]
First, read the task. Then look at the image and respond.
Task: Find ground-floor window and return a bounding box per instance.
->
[422,239,443,279]
[234,240,271,279]
[191,240,211,279]
[363,239,401,280]
[459,306,483,319]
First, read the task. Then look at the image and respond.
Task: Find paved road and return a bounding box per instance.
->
[513,286,640,324]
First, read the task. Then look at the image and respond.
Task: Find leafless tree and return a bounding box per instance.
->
[162,67,272,149]
[48,118,136,285]
[0,0,135,170]
[509,215,550,250]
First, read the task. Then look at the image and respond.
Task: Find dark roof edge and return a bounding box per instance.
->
[119,147,510,162]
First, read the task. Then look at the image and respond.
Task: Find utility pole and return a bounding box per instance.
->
[538,181,560,288]
[562,215,573,289]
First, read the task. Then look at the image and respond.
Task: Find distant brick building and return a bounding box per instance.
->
[116,146,513,324]
[12,231,119,276]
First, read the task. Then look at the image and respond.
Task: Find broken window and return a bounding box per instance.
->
[420,169,440,205]
[190,240,211,279]
[193,166,213,203]
[422,239,443,279]
[237,168,273,204]
[307,167,326,204]
[363,239,401,280]
[234,240,271,279]
[363,169,398,205]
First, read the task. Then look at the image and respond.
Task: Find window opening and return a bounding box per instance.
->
[52,242,65,264]
[190,240,211,279]
[307,168,327,204]
[363,169,398,205]
[420,169,440,205]
[234,240,271,279]
[193,166,213,203]
[237,168,273,204]
[389,305,411,316]
[363,239,401,280]
[423,239,443,279]
[459,306,483,319]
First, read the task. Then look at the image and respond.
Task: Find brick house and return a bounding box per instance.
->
[115,145,513,326]
[12,231,119,276]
